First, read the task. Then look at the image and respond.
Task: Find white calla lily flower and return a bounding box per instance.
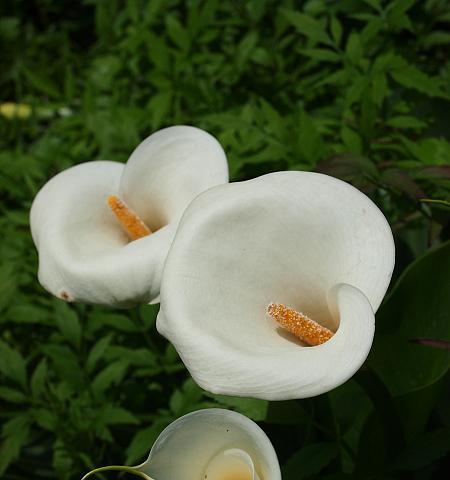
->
[157,171,395,400]
[30,126,228,307]
[81,409,281,480]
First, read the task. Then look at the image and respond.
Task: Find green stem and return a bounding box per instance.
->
[80,465,154,480]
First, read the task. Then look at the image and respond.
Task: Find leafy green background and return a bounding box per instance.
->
[1,0,449,479]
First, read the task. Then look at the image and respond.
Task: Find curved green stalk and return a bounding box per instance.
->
[80,465,154,480]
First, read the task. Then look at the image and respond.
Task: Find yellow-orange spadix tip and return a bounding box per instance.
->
[107,195,152,241]
[267,303,334,346]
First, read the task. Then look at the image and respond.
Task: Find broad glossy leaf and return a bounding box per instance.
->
[394,427,450,471]
[369,242,450,395]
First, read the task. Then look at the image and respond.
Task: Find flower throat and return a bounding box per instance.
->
[108,195,152,241]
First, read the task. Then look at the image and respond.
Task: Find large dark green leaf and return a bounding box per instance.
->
[369,242,450,395]
[393,427,450,471]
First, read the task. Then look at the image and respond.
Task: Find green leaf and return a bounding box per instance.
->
[281,9,332,45]
[266,400,310,425]
[394,427,450,471]
[5,304,52,325]
[371,72,387,106]
[345,32,363,63]
[359,94,376,139]
[420,199,450,226]
[236,31,259,68]
[126,419,172,465]
[0,264,17,312]
[33,408,56,430]
[390,57,447,98]
[165,15,190,51]
[92,360,129,395]
[41,344,84,390]
[330,17,342,46]
[361,17,384,43]
[148,91,172,130]
[30,359,47,398]
[401,137,450,166]
[387,0,416,17]
[344,74,367,105]
[420,199,450,210]
[354,368,405,466]
[55,302,82,350]
[206,394,268,421]
[86,335,113,374]
[0,386,27,403]
[301,48,341,62]
[53,439,73,478]
[355,410,388,475]
[386,115,427,129]
[21,66,61,99]
[363,0,383,12]
[283,442,338,479]
[169,378,204,415]
[107,346,157,367]
[0,17,19,41]
[341,126,363,154]
[90,312,139,333]
[298,109,324,165]
[369,242,450,395]
[328,380,372,452]
[0,415,30,475]
[421,31,450,48]
[395,382,442,442]
[98,405,140,426]
[0,340,27,390]
[140,304,159,329]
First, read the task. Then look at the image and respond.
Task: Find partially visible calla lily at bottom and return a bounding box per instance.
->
[157,171,395,400]
[81,409,281,480]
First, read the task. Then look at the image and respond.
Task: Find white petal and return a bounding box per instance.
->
[120,125,229,231]
[137,409,281,480]
[157,171,394,399]
[30,126,228,306]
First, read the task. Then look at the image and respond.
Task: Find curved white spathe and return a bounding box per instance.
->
[81,409,281,480]
[30,126,228,307]
[157,171,395,400]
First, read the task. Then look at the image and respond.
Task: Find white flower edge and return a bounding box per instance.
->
[30,126,228,306]
[157,171,394,400]
[81,409,281,480]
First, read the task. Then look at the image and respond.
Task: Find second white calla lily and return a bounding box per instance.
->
[157,171,395,400]
[30,126,228,307]
[82,408,281,480]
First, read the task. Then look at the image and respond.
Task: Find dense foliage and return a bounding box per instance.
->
[1,0,449,479]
